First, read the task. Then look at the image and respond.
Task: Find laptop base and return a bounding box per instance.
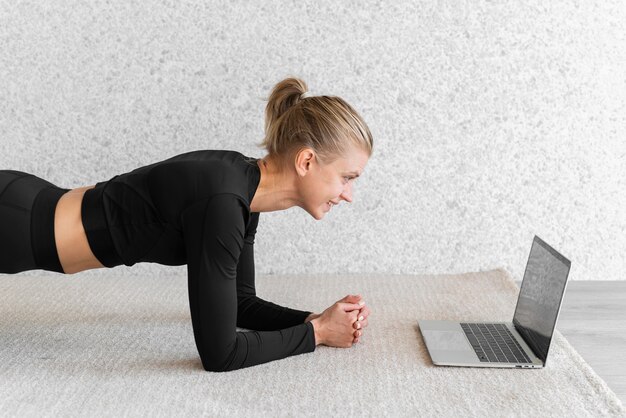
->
[418,320,544,368]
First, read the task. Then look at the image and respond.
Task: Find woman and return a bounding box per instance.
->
[0,77,373,372]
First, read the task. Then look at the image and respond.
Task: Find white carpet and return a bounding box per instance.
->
[1,269,624,417]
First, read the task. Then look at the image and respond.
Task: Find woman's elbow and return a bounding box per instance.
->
[201,359,228,372]
[203,364,228,372]
[200,354,238,372]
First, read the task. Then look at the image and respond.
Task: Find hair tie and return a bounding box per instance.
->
[300,91,313,99]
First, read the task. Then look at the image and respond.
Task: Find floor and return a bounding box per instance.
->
[514,280,626,405]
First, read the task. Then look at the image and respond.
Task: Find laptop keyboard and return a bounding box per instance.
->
[460,323,532,364]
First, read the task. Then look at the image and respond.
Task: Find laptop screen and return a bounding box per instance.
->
[512,236,571,364]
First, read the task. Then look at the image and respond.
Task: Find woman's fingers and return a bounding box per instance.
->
[358,305,370,326]
[352,305,370,329]
[336,296,368,344]
[352,322,365,341]
[351,302,370,344]
[360,305,370,319]
[338,301,364,312]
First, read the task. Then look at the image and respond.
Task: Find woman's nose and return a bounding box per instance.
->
[340,185,353,203]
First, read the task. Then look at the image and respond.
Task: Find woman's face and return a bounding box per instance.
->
[297,147,369,220]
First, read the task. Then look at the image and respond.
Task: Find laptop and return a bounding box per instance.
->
[419,235,571,369]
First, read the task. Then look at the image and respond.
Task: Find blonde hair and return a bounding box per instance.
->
[255,77,373,172]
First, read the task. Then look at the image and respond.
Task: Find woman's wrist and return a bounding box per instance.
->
[304,312,320,323]
[309,317,324,346]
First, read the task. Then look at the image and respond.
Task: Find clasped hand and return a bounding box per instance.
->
[310,294,370,347]
[344,294,369,344]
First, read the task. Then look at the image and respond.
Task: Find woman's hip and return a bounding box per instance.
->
[0,170,69,274]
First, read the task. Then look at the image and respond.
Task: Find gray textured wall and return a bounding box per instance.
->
[1,1,624,281]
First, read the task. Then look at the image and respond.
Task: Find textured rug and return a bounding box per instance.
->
[1,269,624,417]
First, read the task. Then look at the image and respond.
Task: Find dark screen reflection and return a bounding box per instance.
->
[513,237,571,362]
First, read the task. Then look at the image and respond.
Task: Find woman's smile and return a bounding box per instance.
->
[326,200,338,211]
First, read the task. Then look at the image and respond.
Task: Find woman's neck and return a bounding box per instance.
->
[249,157,302,213]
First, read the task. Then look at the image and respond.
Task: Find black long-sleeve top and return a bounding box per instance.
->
[80,149,316,371]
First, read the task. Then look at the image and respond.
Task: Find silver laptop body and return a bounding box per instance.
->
[419,235,571,369]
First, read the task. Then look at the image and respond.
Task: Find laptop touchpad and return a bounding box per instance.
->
[423,330,469,350]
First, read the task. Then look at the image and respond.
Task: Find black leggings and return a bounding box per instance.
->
[0,170,70,274]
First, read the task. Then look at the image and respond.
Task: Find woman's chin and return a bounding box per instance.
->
[310,206,328,220]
